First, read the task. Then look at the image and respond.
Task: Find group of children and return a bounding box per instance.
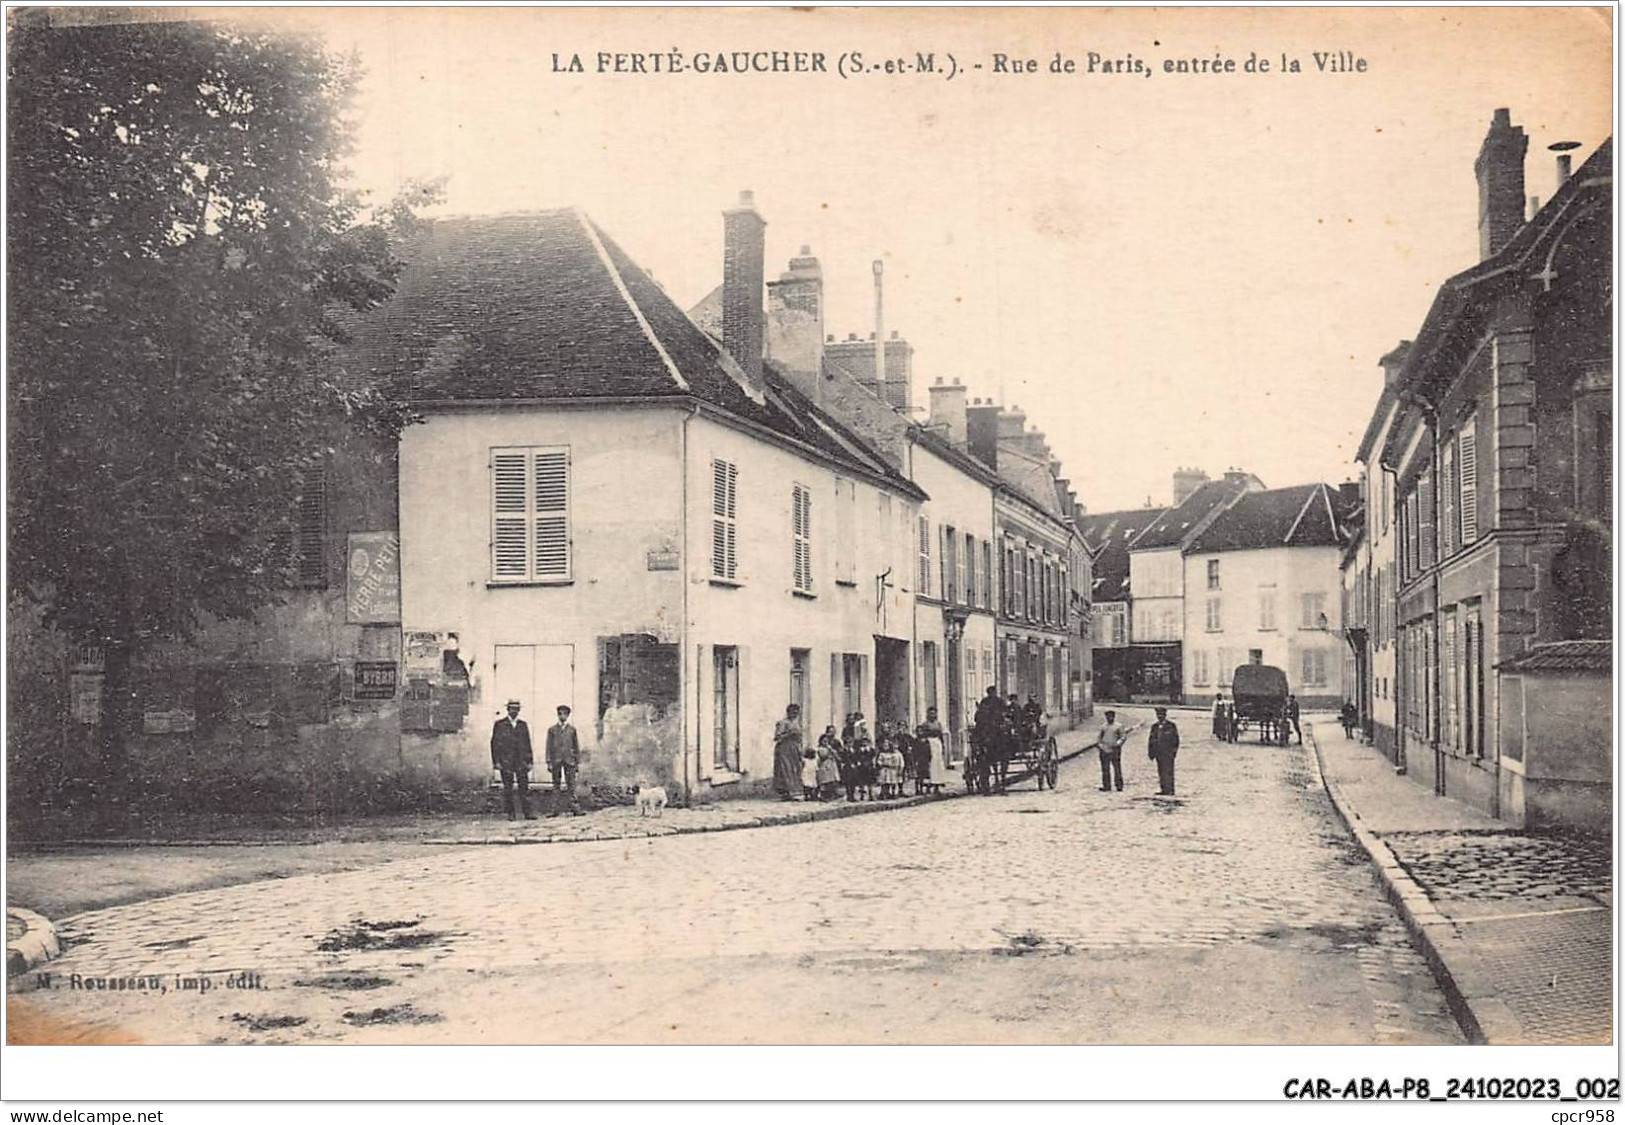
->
[799,713,947,802]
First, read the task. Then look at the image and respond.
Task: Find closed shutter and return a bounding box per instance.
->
[793,484,813,593]
[492,452,530,580]
[491,447,571,582]
[1440,438,1457,559]
[917,516,931,597]
[1418,468,1435,570]
[534,450,570,579]
[711,459,738,580]
[1459,422,1478,545]
[955,533,968,606]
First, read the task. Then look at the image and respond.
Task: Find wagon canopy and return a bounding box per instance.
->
[1231,663,1289,701]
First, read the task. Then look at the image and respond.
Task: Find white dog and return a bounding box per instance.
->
[633,784,668,817]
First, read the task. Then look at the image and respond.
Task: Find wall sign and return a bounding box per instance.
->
[346,532,401,624]
[353,661,399,700]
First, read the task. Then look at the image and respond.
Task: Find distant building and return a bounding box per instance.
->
[1078,505,1166,702]
[1182,483,1354,707]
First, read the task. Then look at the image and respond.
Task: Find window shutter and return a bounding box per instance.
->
[792,485,812,593]
[534,451,570,578]
[917,516,931,597]
[1459,423,1478,545]
[982,541,993,608]
[711,460,738,580]
[1440,439,1457,558]
[1418,468,1435,570]
[492,452,530,579]
[956,535,968,606]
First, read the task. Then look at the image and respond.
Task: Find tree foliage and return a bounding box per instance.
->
[9,18,427,655]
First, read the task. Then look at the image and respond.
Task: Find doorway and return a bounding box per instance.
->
[873,636,911,729]
[789,648,811,742]
[493,644,575,727]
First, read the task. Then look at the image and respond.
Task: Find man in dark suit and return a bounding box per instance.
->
[490,699,535,820]
[1147,706,1181,796]
[546,704,584,816]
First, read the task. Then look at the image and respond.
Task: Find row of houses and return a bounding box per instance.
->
[1079,468,1357,709]
[58,192,1096,807]
[1340,110,1612,833]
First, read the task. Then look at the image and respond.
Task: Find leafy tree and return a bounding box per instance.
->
[8,17,431,770]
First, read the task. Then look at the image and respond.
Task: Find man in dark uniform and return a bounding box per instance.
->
[971,687,1005,794]
[546,704,584,816]
[490,699,535,821]
[1147,706,1181,796]
[1023,694,1045,736]
[1286,694,1303,745]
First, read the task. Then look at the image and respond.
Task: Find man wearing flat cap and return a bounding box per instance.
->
[546,704,584,816]
[490,698,535,820]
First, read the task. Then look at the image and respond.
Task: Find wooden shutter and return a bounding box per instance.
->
[1440,438,1457,559]
[534,450,570,579]
[492,452,530,580]
[918,516,931,597]
[956,533,968,606]
[1458,423,1478,545]
[793,484,812,592]
[711,459,738,579]
[1418,468,1435,570]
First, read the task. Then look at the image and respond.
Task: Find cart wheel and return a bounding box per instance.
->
[1045,740,1059,789]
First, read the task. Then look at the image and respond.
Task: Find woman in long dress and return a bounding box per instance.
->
[916,707,949,790]
[772,704,804,800]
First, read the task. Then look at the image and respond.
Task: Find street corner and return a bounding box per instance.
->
[6,906,62,981]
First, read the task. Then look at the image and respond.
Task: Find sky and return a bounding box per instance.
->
[228,6,1610,512]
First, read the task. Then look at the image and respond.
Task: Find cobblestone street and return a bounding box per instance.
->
[10,717,1463,1045]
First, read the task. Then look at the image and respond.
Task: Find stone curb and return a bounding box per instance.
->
[1305,724,1527,1046]
[6,906,61,979]
[14,738,1104,852]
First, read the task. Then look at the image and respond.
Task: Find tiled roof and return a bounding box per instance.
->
[1497,639,1611,674]
[1078,507,1166,602]
[352,209,918,494]
[1131,479,1247,551]
[1187,483,1347,553]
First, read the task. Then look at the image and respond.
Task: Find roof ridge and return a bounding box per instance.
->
[573,208,690,393]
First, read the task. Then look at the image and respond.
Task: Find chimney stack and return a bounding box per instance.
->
[722,190,766,386]
[1172,467,1210,505]
[927,377,968,445]
[766,245,825,403]
[1475,108,1528,261]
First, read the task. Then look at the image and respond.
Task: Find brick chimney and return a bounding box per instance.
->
[1172,467,1209,505]
[927,377,967,445]
[1476,108,1528,261]
[965,398,1002,468]
[722,190,766,386]
[766,245,824,402]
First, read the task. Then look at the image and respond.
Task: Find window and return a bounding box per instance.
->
[710,458,739,581]
[1191,650,1210,686]
[292,463,326,588]
[834,477,856,584]
[792,484,813,594]
[1206,559,1220,590]
[1300,592,1326,630]
[917,516,932,598]
[1258,589,1276,631]
[1205,596,1222,632]
[941,525,957,603]
[492,447,571,583]
[1458,420,1478,545]
[1301,648,1327,687]
[1418,467,1435,570]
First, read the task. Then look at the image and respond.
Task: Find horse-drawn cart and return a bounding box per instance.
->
[966,720,1060,793]
[1227,664,1292,745]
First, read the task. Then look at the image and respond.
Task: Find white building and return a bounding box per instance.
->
[1180,483,1353,708]
[390,206,923,798]
[1350,355,1404,757]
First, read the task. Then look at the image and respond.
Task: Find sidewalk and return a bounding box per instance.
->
[1311,722,1612,1045]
